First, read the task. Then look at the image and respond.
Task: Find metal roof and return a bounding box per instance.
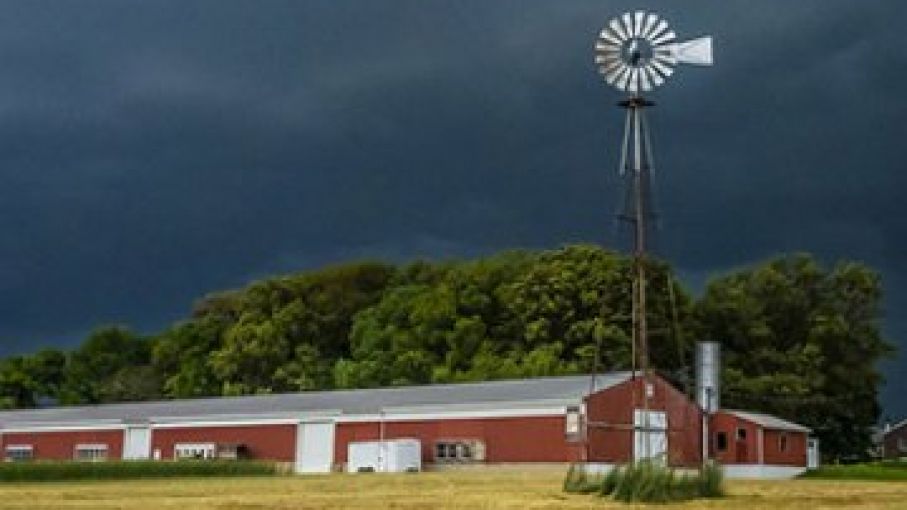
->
[0,372,632,428]
[724,410,811,433]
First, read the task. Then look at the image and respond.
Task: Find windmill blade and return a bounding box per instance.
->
[639,68,653,92]
[598,28,623,45]
[652,51,678,67]
[672,36,713,65]
[595,52,621,65]
[651,30,676,46]
[627,68,641,93]
[609,18,628,41]
[640,13,659,38]
[595,41,621,53]
[622,13,635,39]
[615,66,633,91]
[648,59,674,79]
[605,63,628,86]
[648,19,669,40]
[597,59,623,75]
[645,65,665,87]
[633,11,646,37]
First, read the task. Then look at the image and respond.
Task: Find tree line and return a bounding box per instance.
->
[0,245,893,460]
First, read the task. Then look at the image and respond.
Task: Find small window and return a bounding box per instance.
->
[174,443,216,460]
[74,444,108,462]
[565,405,582,441]
[736,428,747,441]
[434,440,483,463]
[5,445,33,462]
[779,433,789,452]
[715,432,728,452]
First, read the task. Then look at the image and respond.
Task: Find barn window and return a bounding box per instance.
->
[74,444,108,462]
[565,405,582,441]
[174,443,216,460]
[899,437,907,453]
[778,433,789,452]
[715,432,728,452]
[4,445,33,462]
[434,440,485,463]
[736,428,747,441]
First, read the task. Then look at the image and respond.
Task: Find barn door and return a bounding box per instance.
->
[295,421,335,473]
[122,426,151,460]
[633,410,668,464]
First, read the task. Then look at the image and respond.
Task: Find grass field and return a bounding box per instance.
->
[0,470,905,509]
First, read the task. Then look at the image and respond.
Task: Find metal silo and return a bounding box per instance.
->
[695,341,721,413]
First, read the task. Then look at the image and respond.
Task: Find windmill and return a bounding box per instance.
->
[594,11,712,462]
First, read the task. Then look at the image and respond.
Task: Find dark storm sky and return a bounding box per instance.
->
[1,1,904,416]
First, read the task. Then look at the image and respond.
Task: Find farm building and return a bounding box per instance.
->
[880,418,907,460]
[0,372,814,477]
[710,410,818,479]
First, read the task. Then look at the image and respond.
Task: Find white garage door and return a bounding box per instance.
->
[123,426,151,460]
[296,421,335,473]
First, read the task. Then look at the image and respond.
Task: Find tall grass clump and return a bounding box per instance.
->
[565,461,724,503]
[0,460,281,482]
[562,463,604,494]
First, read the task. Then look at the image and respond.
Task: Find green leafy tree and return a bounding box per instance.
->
[695,254,893,460]
[59,326,153,404]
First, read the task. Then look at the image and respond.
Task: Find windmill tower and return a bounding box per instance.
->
[594,11,712,461]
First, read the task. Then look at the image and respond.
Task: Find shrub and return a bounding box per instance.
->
[565,461,725,503]
[0,460,280,482]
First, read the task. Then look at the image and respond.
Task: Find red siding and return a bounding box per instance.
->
[1,429,123,461]
[151,425,296,462]
[335,416,584,464]
[763,429,807,466]
[710,412,807,466]
[585,375,703,467]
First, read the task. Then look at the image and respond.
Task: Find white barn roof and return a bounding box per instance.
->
[0,372,632,428]
[725,410,811,433]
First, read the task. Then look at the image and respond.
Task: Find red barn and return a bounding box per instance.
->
[710,410,817,478]
[0,372,813,477]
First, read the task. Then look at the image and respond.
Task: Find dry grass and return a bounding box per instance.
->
[0,470,904,509]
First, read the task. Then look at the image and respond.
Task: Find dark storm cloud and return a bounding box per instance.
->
[1,1,905,415]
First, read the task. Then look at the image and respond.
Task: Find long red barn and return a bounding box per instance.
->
[0,372,814,477]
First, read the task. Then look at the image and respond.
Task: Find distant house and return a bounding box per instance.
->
[881,419,907,460]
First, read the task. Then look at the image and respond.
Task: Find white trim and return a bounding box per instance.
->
[74,443,109,450]
[338,406,567,423]
[1,403,571,432]
[1,423,125,433]
[4,444,33,451]
[722,464,806,479]
[152,418,303,429]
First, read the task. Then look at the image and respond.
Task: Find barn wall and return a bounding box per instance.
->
[585,375,702,467]
[762,429,807,466]
[1,429,123,461]
[335,416,584,464]
[151,424,296,462]
[710,413,759,464]
[710,413,808,466]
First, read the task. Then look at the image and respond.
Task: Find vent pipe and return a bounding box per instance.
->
[695,341,721,413]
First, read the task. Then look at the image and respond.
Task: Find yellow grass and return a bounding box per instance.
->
[0,470,905,509]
